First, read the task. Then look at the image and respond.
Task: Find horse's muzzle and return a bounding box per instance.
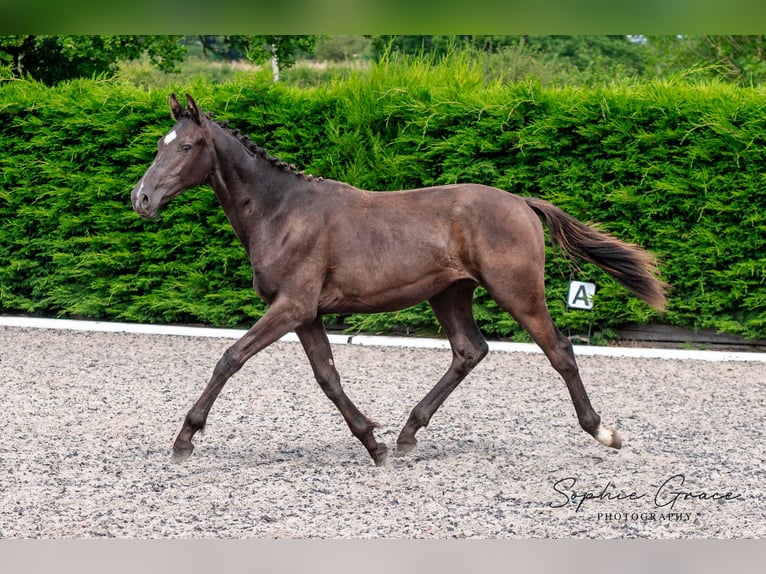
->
[131,183,158,220]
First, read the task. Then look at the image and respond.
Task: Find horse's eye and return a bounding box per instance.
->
[181,144,192,153]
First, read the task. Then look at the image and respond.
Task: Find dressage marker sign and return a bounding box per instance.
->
[568,280,596,311]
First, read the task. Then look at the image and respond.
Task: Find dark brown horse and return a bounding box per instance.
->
[131,94,666,466]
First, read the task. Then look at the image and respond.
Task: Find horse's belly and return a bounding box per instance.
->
[318,259,469,314]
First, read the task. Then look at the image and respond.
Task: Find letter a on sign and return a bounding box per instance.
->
[568,281,596,310]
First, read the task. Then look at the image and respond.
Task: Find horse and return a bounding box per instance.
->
[131,94,667,467]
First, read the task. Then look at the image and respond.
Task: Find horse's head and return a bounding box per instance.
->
[131,94,214,220]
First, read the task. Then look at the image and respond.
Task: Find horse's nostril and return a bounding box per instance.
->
[140,193,150,207]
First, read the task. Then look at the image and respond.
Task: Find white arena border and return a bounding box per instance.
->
[3,315,765,363]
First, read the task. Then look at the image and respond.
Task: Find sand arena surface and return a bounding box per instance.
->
[1,324,764,538]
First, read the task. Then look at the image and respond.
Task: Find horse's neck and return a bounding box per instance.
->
[207,130,304,248]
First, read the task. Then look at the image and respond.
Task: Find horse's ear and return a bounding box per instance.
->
[185,94,202,125]
[169,93,187,121]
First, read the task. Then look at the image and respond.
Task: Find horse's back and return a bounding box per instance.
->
[312,182,546,314]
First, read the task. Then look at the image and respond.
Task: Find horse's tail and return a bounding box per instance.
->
[523,197,668,312]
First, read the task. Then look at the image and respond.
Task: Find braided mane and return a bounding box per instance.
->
[210,114,323,183]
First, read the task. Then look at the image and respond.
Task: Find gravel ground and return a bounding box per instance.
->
[1,325,765,538]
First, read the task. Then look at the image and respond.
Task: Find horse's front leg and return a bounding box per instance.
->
[295,318,388,466]
[172,300,311,462]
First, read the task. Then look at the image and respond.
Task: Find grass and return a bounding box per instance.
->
[115,44,649,92]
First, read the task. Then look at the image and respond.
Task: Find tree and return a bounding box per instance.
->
[372,35,647,78]
[313,35,372,63]
[370,35,649,86]
[192,36,249,61]
[646,36,766,85]
[517,36,648,77]
[242,35,322,82]
[0,35,186,85]
[184,35,322,82]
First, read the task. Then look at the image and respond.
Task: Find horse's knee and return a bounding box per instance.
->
[453,337,488,375]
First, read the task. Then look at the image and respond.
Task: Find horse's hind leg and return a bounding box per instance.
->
[396,280,488,455]
[486,275,622,450]
[295,317,389,466]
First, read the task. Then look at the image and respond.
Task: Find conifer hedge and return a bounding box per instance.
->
[1,64,764,340]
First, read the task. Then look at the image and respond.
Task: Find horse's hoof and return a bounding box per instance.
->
[394,440,417,457]
[171,443,194,463]
[595,424,622,449]
[372,444,389,467]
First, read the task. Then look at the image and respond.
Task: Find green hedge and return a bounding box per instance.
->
[1,63,765,340]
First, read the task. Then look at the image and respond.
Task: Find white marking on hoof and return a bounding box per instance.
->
[595,424,623,449]
[164,130,178,145]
